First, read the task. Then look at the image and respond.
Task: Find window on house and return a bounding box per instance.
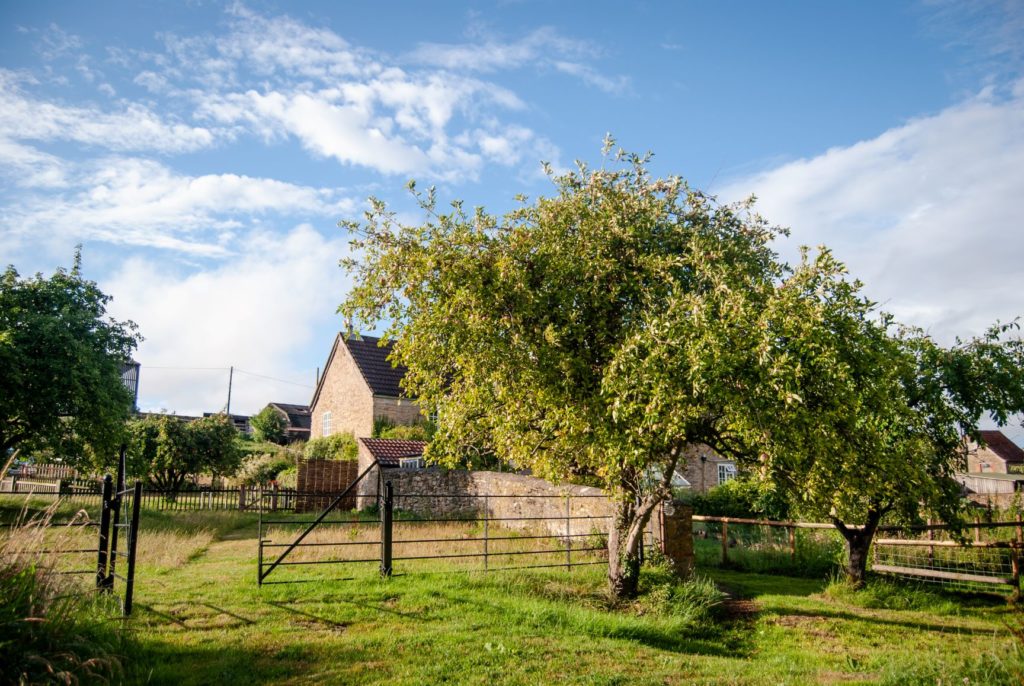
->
[718,463,737,485]
[399,457,425,470]
[322,411,332,436]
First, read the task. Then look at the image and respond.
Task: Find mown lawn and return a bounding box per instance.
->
[4,498,1024,684]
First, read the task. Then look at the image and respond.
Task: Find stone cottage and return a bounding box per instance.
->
[676,444,737,494]
[309,333,424,441]
[966,430,1024,474]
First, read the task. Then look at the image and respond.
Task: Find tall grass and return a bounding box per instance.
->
[0,503,129,685]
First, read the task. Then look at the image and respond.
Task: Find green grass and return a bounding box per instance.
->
[6,497,1024,684]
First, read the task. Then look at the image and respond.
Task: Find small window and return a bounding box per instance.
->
[399,457,425,470]
[322,411,332,437]
[718,463,737,485]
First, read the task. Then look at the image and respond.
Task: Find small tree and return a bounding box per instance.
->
[731,250,1024,585]
[126,413,241,490]
[250,406,288,444]
[0,251,140,462]
[342,143,826,598]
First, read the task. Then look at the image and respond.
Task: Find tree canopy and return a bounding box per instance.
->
[341,143,823,596]
[0,252,140,463]
[341,142,1024,592]
[125,413,242,491]
[250,406,288,444]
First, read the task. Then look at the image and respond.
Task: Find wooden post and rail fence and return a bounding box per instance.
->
[694,513,1024,597]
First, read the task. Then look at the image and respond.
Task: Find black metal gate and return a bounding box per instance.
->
[96,449,142,615]
[257,464,617,585]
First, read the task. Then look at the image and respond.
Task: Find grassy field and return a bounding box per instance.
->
[4,496,1024,685]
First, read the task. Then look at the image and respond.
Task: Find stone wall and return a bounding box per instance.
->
[310,343,374,440]
[295,458,359,512]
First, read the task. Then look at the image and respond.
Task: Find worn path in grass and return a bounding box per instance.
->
[119,515,1024,685]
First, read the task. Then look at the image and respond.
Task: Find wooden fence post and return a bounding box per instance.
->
[975,516,982,544]
[927,518,934,568]
[1014,513,1023,603]
[238,485,246,511]
[721,519,729,566]
[789,525,796,562]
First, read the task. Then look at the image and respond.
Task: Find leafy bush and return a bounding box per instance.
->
[304,433,358,461]
[250,407,287,444]
[824,576,961,614]
[686,478,790,520]
[237,453,293,485]
[633,569,725,624]
[1,507,129,684]
[378,424,430,441]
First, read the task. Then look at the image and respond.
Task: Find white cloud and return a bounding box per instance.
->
[0,138,68,188]
[103,224,349,415]
[719,83,1024,342]
[0,72,216,153]
[3,156,355,257]
[410,26,629,95]
[150,7,553,180]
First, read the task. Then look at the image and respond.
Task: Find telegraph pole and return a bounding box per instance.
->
[226,365,234,415]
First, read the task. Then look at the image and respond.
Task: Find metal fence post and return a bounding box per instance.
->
[123,481,142,616]
[483,494,489,571]
[565,494,571,571]
[96,475,112,591]
[380,481,393,577]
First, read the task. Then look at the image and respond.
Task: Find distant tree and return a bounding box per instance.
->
[250,406,288,444]
[126,413,241,490]
[0,251,140,463]
[341,142,835,598]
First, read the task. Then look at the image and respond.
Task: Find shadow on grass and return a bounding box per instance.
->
[126,639,374,686]
[775,605,1001,636]
[265,600,350,629]
[135,602,257,631]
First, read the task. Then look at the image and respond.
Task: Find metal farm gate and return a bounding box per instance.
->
[257,464,645,585]
[0,448,142,615]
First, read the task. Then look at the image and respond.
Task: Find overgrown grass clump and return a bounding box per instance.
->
[0,507,131,685]
[824,576,965,614]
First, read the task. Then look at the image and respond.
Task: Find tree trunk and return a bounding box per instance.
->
[607,498,643,599]
[834,508,886,589]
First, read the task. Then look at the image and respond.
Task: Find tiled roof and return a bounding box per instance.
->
[979,430,1024,465]
[270,402,311,431]
[359,438,426,467]
[344,335,408,397]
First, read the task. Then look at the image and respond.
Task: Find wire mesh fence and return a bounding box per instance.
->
[872,519,1023,595]
[692,516,844,577]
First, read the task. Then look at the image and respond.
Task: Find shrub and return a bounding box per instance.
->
[304,433,358,461]
[0,506,129,684]
[237,453,294,485]
[378,424,430,441]
[686,478,790,520]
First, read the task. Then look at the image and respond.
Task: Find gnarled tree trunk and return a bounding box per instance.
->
[834,507,886,588]
[606,444,689,599]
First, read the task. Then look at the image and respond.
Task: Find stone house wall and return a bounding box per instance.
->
[680,445,736,494]
[310,345,374,440]
[372,396,424,429]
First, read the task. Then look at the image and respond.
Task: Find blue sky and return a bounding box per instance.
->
[1,1,1022,442]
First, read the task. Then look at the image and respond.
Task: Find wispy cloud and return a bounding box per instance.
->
[1,154,354,257]
[409,26,629,95]
[0,70,216,153]
[719,81,1024,341]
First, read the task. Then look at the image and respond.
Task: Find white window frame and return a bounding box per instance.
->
[399,457,425,470]
[718,462,737,485]
[322,411,332,436]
